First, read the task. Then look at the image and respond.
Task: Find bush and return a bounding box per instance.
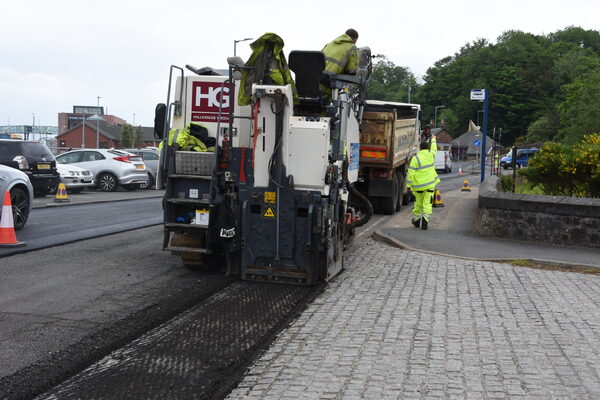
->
[520,134,600,197]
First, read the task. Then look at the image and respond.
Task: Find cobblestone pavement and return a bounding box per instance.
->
[227,239,600,400]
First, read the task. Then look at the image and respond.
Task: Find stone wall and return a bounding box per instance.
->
[475,176,600,248]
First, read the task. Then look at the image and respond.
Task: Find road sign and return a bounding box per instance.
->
[470,89,485,101]
[474,139,481,146]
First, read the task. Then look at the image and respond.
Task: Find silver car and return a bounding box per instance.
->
[123,148,159,189]
[56,164,95,193]
[0,164,34,230]
[55,149,148,192]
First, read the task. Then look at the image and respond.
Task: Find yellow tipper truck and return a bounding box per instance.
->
[356,100,420,214]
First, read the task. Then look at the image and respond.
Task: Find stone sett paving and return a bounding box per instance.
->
[227,239,600,400]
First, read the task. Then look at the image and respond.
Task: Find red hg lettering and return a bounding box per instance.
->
[191,81,234,123]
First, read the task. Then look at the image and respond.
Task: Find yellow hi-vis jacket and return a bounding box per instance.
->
[321,34,359,98]
[322,34,358,75]
[406,137,440,191]
[158,122,210,152]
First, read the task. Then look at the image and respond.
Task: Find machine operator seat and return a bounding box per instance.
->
[288,50,327,114]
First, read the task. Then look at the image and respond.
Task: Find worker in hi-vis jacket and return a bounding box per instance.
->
[406,133,440,230]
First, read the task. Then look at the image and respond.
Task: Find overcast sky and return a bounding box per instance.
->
[0,0,597,128]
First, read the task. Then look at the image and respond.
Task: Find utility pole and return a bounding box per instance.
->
[96,97,101,148]
[408,85,411,103]
[81,111,86,149]
[434,105,445,128]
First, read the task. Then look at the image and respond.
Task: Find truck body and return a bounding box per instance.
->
[356,100,420,214]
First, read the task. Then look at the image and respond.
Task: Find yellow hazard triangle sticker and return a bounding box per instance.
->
[263,205,276,218]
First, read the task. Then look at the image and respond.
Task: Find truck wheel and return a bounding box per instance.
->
[381,178,398,215]
[395,174,403,212]
[370,197,381,214]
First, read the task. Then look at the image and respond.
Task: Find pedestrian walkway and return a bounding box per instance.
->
[378,188,600,268]
[227,239,600,399]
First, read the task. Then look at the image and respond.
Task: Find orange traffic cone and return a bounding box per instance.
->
[54,183,69,203]
[457,166,463,175]
[0,190,26,248]
[461,179,472,192]
[432,189,445,207]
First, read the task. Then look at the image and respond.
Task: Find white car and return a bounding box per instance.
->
[435,150,453,173]
[56,164,95,193]
[55,149,148,192]
[0,164,33,230]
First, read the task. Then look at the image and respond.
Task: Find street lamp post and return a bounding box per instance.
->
[96,96,101,149]
[233,37,253,57]
[434,105,445,128]
[81,111,86,149]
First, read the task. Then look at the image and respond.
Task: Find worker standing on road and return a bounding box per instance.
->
[406,134,440,230]
[321,29,359,100]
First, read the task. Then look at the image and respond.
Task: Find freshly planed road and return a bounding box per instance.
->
[0,197,162,258]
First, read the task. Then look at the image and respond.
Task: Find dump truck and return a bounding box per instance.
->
[356,100,420,214]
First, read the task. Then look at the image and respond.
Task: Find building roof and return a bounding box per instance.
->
[432,127,453,143]
[57,120,123,141]
[451,130,495,154]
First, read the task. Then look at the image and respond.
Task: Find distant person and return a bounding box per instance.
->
[321,29,359,100]
[406,133,440,230]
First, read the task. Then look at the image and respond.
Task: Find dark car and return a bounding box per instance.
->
[0,139,61,197]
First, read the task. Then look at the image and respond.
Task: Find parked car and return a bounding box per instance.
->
[55,149,148,192]
[123,148,159,189]
[434,150,452,173]
[501,148,539,169]
[0,139,61,197]
[0,164,33,230]
[56,164,95,193]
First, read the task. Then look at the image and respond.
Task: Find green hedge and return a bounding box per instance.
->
[519,134,600,197]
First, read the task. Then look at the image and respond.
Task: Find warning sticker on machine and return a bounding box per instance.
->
[264,191,276,204]
[263,205,276,218]
[349,142,359,171]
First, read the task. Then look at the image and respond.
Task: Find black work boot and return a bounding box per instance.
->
[421,219,428,230]
[412,218,421,228]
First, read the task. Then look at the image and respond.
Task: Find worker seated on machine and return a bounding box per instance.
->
[288,50,370,117]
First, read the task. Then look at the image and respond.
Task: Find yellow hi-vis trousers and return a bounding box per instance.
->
[412,189,435,222]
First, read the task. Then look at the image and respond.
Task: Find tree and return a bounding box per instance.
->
[367,55,418,103]
[134,126,145,147]
[120,124,135,148]
[557,70,600,144]
[526,112,560,143]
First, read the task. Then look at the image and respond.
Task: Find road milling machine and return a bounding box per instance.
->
[154,41,373,285]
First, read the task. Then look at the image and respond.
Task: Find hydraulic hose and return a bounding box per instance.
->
[348,182,372,228]
[342,158,372,228]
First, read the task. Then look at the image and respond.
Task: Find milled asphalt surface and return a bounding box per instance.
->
[32,187,164,209]
[376,181,600,268]
[0,225,234,400]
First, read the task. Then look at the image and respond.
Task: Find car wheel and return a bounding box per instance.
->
[98,173,118,192]
[10,187,30,230]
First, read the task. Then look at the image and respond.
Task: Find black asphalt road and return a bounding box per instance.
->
[0,198,162,258]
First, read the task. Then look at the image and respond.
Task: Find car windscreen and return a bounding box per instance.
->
[20,142,55,160]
